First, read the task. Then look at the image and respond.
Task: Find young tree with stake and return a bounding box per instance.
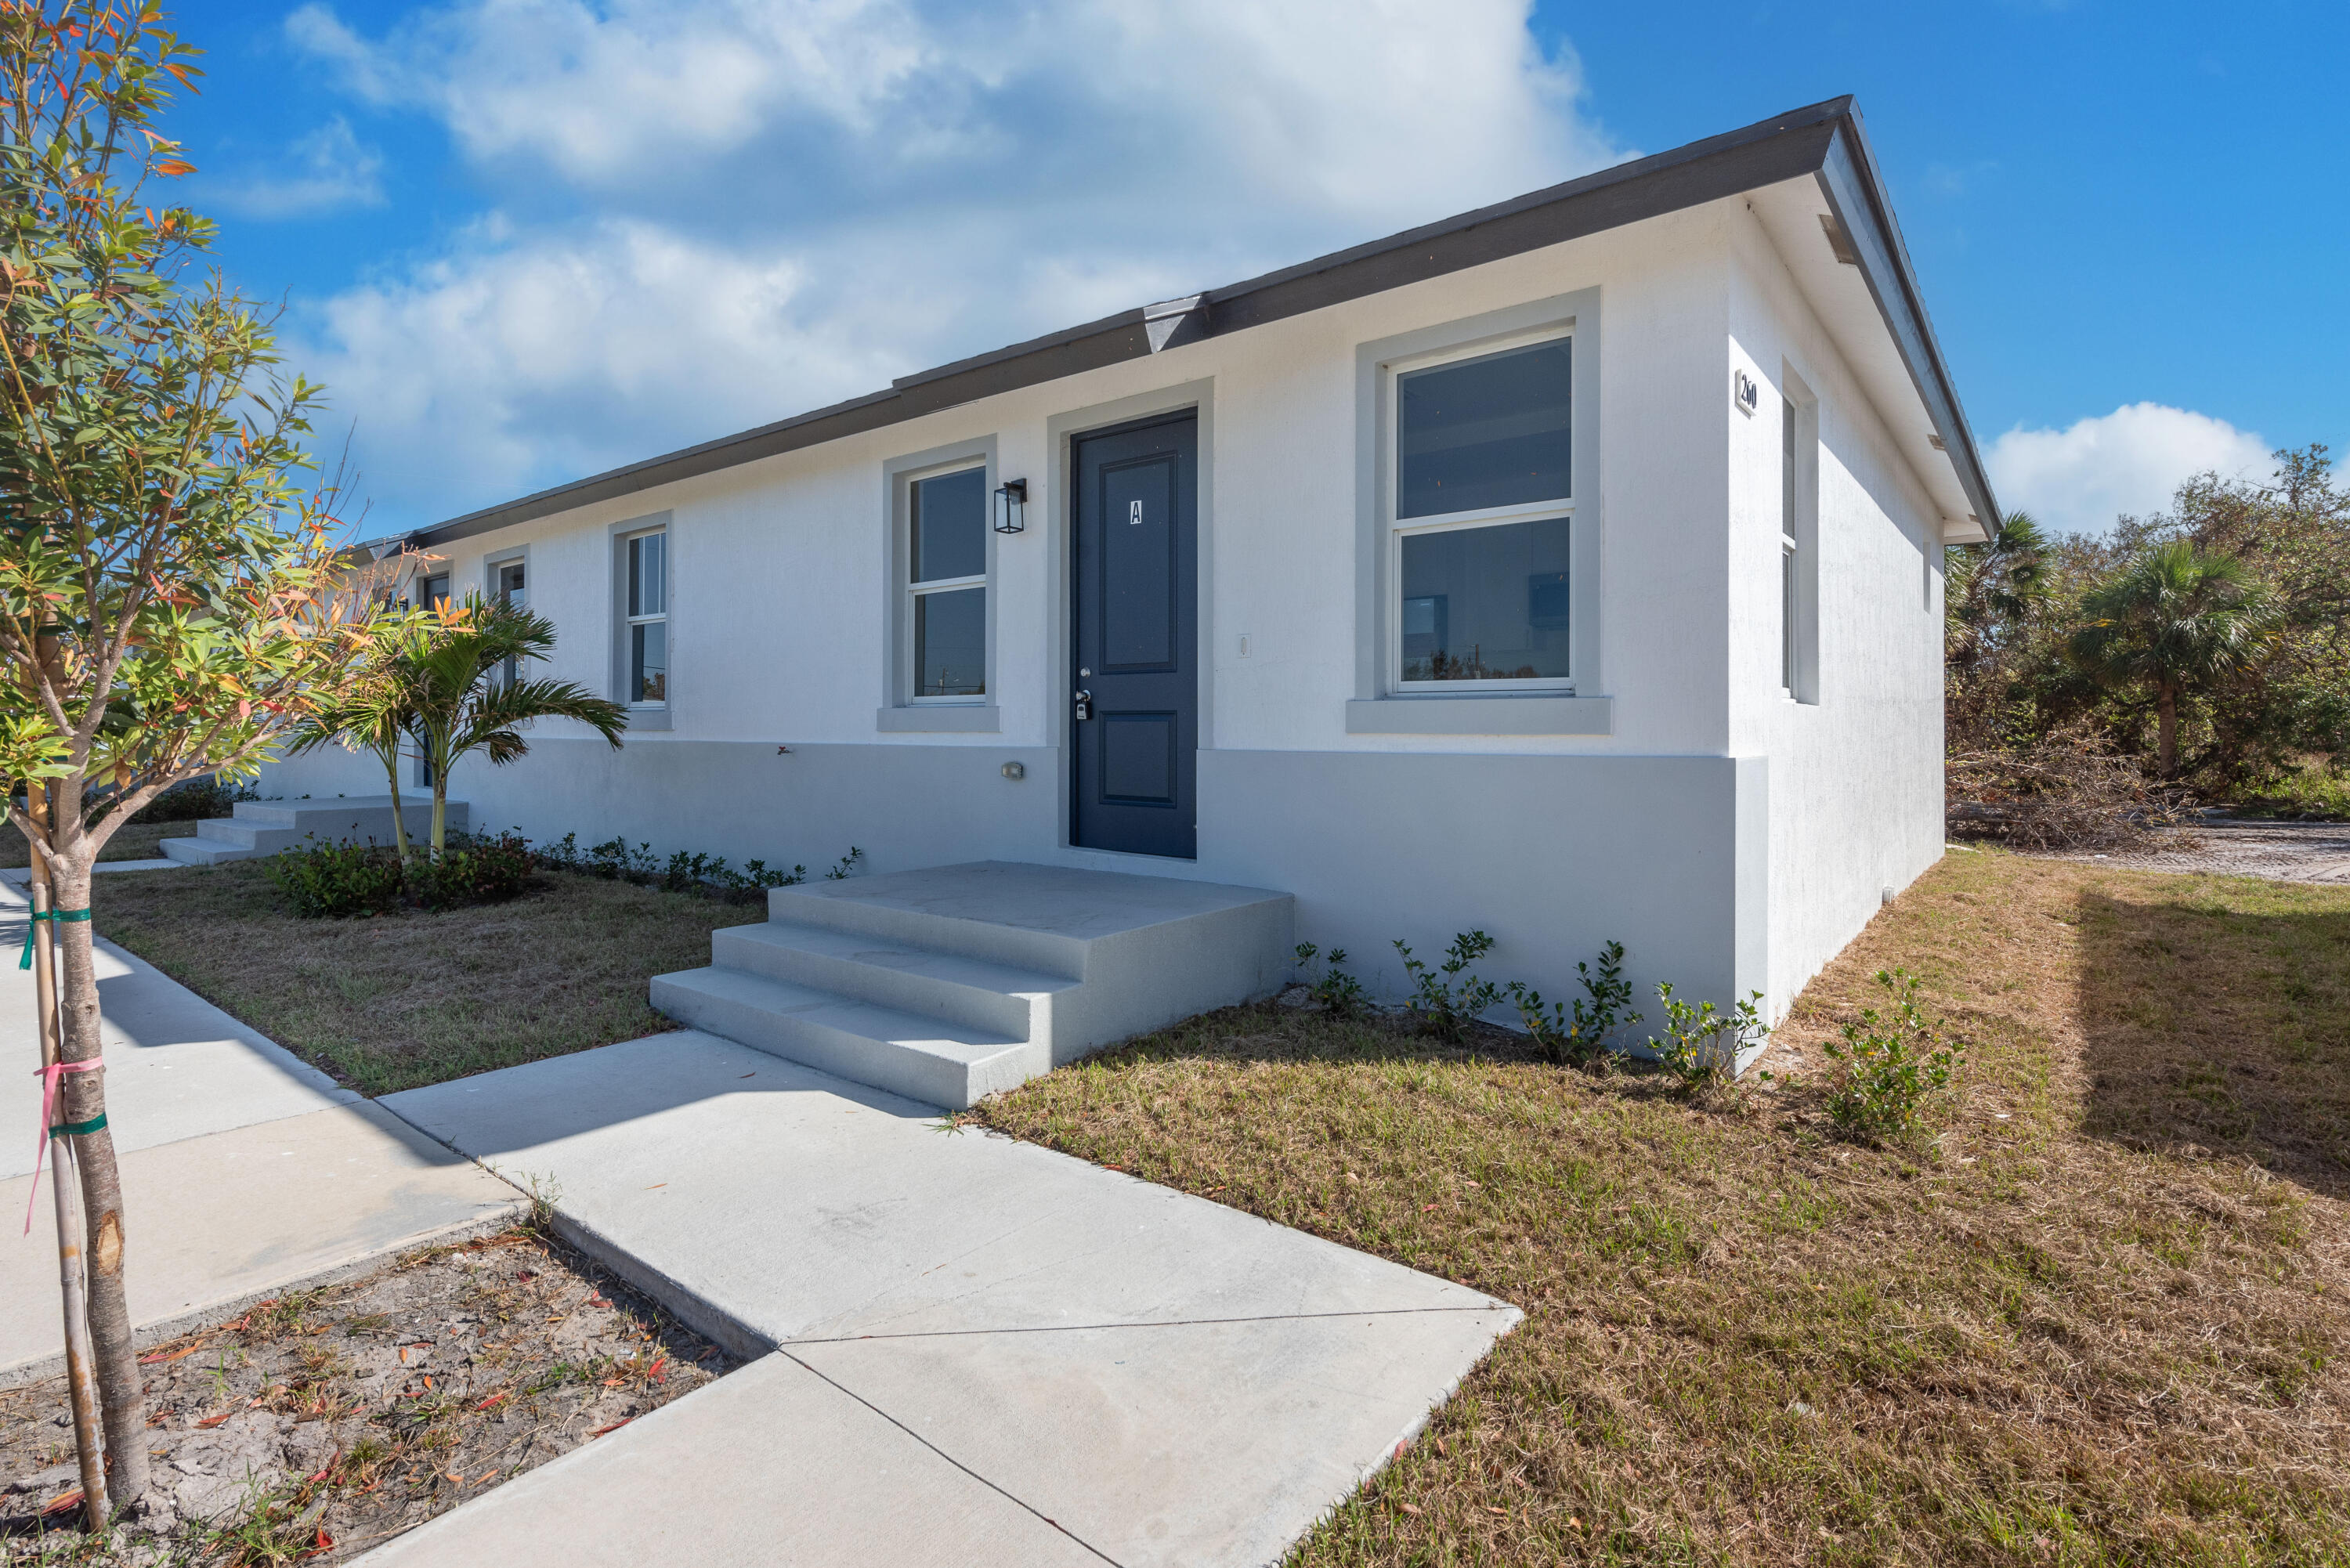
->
[1,2,374,1519]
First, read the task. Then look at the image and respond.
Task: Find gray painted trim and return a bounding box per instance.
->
[405,97,1994,552]
[608,511,673,732]
[1042,378,1217,851]
[480,542,529,602]
[1343,696,1614,735]
[1732,754,1770,1020]
[874,705,1000,733]
[1353,291,1602,704]
[880,435,1000,720]
[1813,119,2001,533]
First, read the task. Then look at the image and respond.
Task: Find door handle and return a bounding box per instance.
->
[1073,689,1092,721]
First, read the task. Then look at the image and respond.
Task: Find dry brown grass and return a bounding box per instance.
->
[972,850,2350,1566]
[0,820,183,869]
[89,864,762,1095]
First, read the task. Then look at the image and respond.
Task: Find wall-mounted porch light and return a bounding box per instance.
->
[992,478,1027,535]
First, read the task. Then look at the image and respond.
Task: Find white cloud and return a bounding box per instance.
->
[1985,403,2273,535]
[277,0,1625,521]
[208,117,385,219]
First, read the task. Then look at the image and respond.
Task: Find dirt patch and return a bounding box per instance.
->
[2,1227,732,1563]
[2026,820,2350,884]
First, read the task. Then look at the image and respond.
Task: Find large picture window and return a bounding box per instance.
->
[1390,334,1574,691]
[624,527,667,706]
[906,464,987,700]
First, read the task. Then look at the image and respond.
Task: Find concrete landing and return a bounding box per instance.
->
[653,860,1293,1108]
[158,796,468,865]
[377,1031,1516,1566]
[0,883,522,1382]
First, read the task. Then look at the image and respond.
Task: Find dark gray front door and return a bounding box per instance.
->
[1071,413,1198,858]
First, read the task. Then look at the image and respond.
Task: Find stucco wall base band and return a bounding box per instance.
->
[262,741,1770,1023]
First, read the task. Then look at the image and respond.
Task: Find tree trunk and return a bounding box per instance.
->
[51,853,148,1508]
[2157,684,2180,777]
[431,756,448,859]
[383,741,413,866]
[26,826,108,1529]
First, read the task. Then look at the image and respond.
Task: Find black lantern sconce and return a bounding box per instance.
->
[992,478,1027,535]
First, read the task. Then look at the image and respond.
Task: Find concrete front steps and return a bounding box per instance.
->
[159,797,468,866]
[652,860,1294,1108]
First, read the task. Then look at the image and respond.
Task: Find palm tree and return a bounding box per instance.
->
[400,595,628,855]
[287,609,437,865]
[2069,540,2279,776]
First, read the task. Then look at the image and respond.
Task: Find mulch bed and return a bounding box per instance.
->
[2,1226,733,1564]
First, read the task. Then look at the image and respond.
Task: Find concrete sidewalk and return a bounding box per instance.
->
[365,1031,1518,1567]
[1,880,524,1382]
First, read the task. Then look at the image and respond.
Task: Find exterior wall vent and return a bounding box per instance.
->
[1818,212,1860,266]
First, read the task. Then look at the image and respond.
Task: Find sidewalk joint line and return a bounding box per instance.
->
[777,1346,1127,1567]
[783,1302,1510,1346]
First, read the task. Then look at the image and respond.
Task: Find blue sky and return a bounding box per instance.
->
[157,0,2348,538]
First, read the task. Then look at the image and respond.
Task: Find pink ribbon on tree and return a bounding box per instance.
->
[24,1060,103,1236]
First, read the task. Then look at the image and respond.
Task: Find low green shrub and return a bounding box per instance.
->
[267,830,533,916]
[265,837,408,917]
[1292,941,1367,1017]
[1646,984,1770,1093]
[537,834,862,897]
[410,831,535,909]
[1508,939,1641,1067]
[1393,930,1503,1042]
[1820,968,1961,1140]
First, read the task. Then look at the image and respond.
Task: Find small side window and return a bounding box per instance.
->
[624,529,668,706]
[905,465,988,701]
[1780,373,1819,703]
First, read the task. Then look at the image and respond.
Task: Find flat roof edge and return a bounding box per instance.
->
[414,94,1995,549]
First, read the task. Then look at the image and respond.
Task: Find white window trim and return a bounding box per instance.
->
[1780,533,1799,697]
[1350,290,1604,734]
[877,437,1000,730]
[1780,364,1820,705]
[608,513,673,729]
[902,458,991,706]
[1382,323,1578,696]
[485,547,529,692]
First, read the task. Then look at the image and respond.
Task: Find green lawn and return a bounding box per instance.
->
[973,851,2350,1566]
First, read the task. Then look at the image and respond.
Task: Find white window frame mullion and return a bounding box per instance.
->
[623,526,668,710]
[1383,324,1578,698]
[900,459,992,706]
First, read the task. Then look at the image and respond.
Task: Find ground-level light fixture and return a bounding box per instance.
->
[992,478,1027,535]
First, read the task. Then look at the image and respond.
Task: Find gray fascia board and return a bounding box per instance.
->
[414,95,1995,551]
[1813,114,2002,533]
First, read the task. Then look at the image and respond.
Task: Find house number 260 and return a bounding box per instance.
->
[1129,500,1143,526]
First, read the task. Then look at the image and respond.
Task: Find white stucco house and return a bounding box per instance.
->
[256,97,1998,1090]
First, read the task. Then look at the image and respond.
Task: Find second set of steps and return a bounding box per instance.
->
[161,797,468,866]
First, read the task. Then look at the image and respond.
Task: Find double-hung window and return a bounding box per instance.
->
[1779,374,1818,703]
[1781,398,1799,695]
[906,465,988,701]
[1390,333,1575,692]
[624,528,668,706]
[493,558,526,690]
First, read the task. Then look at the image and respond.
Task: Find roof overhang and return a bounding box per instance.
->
[408,95,1997,551]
